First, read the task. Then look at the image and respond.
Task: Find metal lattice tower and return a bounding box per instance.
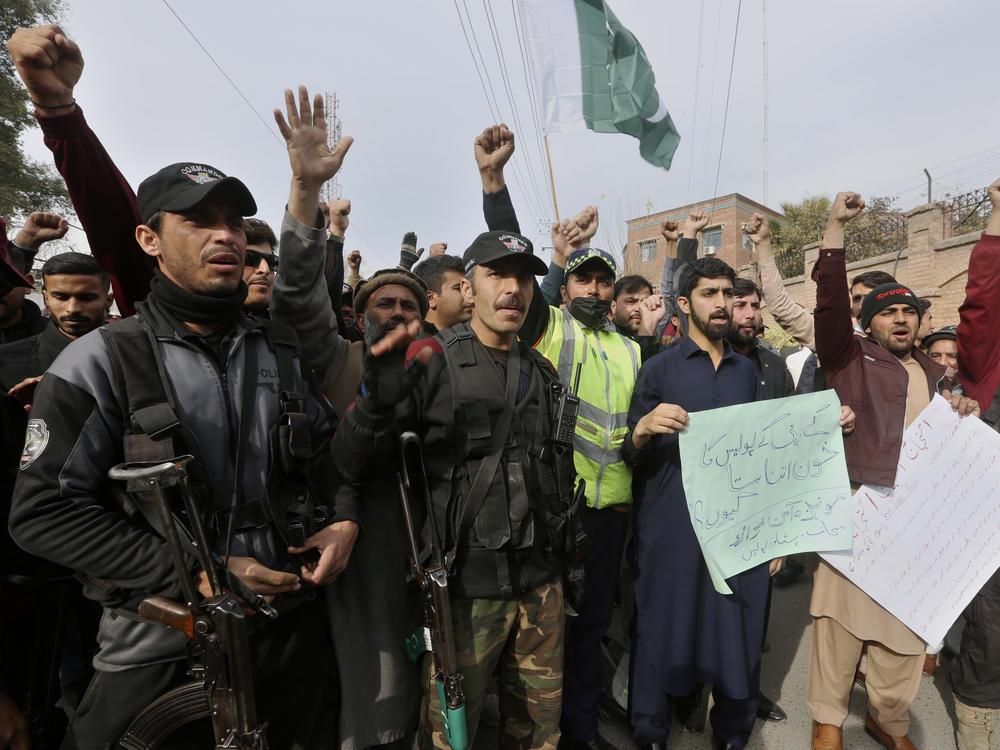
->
[321,92,343,203]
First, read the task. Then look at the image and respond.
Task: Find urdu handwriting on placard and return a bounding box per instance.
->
[679,390,853,594]
[821,394,1000,646]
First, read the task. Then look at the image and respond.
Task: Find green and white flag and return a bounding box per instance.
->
[519,0,680,170]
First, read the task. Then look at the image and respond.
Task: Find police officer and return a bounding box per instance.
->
[333,229,576,750]
[475,124,638,750]
[7,79,356,748]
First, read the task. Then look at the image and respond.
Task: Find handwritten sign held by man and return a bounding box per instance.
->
[822,394,1000,645]
[679,390,853,594]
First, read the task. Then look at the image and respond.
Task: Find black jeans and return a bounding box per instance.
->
[62,597,338,749]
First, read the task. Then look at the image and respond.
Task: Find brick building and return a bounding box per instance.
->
[623,192,785,285]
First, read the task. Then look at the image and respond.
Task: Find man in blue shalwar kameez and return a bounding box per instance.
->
[623,257,782,750]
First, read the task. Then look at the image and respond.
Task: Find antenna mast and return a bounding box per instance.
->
[322,91,343,203]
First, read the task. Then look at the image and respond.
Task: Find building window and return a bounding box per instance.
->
[702,226,722,255]
[639,239,657,262]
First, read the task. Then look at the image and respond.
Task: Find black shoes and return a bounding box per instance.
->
[757,692,787,722]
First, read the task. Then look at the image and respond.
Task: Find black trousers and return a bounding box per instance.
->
[61,597,338,749]
[951,569,1000,709]
[561,506,629,741]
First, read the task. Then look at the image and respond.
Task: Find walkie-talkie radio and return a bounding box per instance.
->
[552,363,582,448]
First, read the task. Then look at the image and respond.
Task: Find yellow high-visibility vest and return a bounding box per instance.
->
[535,306,640,509]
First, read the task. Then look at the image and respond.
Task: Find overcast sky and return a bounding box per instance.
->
[17,0,1000,275]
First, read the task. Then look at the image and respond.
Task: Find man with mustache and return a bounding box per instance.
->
[808,191,980,750]
[332,228,575,750]
[6,47,349,744]
[475,124,640,750]
[623,257,787,750]
[0,251,113,405]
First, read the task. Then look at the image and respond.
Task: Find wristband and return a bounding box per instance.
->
[31,97,76,111]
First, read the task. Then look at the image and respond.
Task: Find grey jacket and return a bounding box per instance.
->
[9,294,334,671]
[271,210,365,417]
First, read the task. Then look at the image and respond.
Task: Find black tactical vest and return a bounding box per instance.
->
[426,323,573,599]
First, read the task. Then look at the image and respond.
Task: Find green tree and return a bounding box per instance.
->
[1,0,71,219]
[769,193,904,276]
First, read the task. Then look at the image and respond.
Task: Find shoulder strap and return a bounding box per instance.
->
[101,318,181,465]
[449,337,520,560]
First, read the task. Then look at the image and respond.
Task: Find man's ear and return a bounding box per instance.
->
[460,277,474,303]
[610,299,618,316]
[676,295,691,315]
[104,292,114,312]
[427,290,438,311]
[560,284,570,308]
[135,224,162,260]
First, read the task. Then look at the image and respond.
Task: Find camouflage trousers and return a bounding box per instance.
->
[418,578,565,750]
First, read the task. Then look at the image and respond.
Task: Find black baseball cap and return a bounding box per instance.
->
[462,231,546,276]
[136,162,257,224]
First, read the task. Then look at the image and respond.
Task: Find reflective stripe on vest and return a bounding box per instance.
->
[536,306,639,509]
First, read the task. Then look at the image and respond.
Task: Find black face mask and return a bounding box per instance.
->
[569,296,612,330]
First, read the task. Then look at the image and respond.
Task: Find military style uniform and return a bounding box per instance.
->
[333,321,577,750]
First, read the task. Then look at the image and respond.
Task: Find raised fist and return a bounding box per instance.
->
[328,199,351,235]
[428,242,448,257]
[14,212,69,249]
[7,25,83,110]
[571,206,599,243]
[742,213,770,244]
[660,220,680,242]
[474,124,515,173]
[681,211,709,237]
[347,250,362,270]
[829,192,865,224]
[988,177,1000,210]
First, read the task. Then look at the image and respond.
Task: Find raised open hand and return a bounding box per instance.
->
[274,85,354,190]
[7,24,83,110]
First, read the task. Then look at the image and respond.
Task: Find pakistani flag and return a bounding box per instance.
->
[519,0,680,170]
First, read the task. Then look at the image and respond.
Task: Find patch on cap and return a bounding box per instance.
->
[500,234,529,253]
[21,418,49,470]
[180,164,225,184]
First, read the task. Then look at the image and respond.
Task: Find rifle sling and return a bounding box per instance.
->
[448,339,519,563]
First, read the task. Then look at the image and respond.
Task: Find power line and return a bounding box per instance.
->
[481,0,551,217]
[160,0,284,148]
[509,0,551,177]
[158,0,390,266]
[0,193,84,230]
[708,0,743,216]
[686,0,706,202]
[451,0,547,223]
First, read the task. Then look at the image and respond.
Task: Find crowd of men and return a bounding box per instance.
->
[2,21,999,750]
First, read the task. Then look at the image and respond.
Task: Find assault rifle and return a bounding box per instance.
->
[397,432,468,750]
[108,456,269,750]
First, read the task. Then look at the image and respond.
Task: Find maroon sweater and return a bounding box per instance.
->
[36,107,153,317]
[813,246,945,487]
[957,232,1000,408]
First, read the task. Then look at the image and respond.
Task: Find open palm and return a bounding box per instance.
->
[274,85,353,188]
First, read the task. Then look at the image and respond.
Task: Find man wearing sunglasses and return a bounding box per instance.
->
[243,218,278,315]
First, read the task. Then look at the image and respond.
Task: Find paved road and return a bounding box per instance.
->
[473,569,992,749]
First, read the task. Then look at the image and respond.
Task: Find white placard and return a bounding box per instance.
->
[822,394,1000,645]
